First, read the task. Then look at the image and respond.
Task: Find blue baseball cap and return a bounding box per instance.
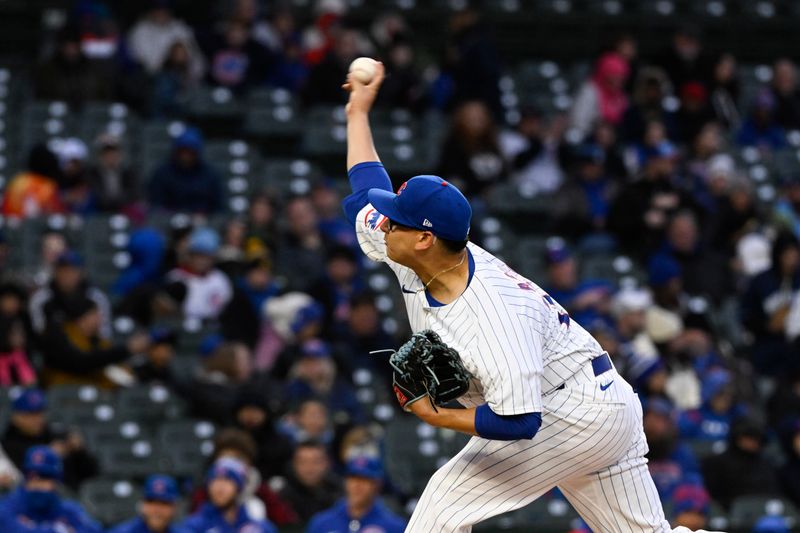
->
[199,333,224,357]
[188,227,220,255]
[174,126,204,152]
[672,482,710,515]
[55,250,84,268]
[648,256,682,287]
[301,339,330,358]
[13,388,47,412]
[345,456,384,479]
[144,474,179,503]
[24,445,63,480]
[367,176,472,242]
[753,516,789,533]
[207,457,247,492]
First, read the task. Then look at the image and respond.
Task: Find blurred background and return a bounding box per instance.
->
[0,0,800,531]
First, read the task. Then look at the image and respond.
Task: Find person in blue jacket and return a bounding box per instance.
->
[307,455,406,533]
[108,474,185,533]
[0,445,102,533]
[679,368,747,442]
[180,457,276,533]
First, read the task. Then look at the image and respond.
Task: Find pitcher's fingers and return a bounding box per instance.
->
[368,61,386,88]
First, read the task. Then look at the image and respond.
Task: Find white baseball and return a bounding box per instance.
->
[349,57,378,84]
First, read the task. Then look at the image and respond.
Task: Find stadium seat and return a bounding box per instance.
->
[115,385,188,424]
[79,478,141,526]
[82,420,152,453]
[46,384,113,409]
[97,439,170,479]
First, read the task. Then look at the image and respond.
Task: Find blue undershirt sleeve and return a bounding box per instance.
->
[474,404,542,441]
[342,161,393,225]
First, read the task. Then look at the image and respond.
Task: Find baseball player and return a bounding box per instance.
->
[341,62,721,533]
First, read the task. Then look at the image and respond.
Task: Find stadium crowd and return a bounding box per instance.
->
[0,0,800,532]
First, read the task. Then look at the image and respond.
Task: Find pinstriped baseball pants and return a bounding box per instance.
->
[406,367,714,533]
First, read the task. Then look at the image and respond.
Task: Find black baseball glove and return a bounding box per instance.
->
[389,330,471,411]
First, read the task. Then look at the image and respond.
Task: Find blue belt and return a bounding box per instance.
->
[555,352,612,391]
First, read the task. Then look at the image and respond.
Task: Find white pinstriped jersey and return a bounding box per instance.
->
[356,205,604,415]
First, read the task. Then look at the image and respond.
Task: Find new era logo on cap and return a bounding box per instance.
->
[422,218,433,227]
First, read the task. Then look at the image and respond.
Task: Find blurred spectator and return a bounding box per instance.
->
[778,418,800,506]
[655,25,711,90]
[437,100,506,197]
[131,326,180,386]
[285,340,364,426]
[610,287,664,395]
[676,82,716,144]
[444,9,502,117]
[0,282,36,387]
[258,293,324,372]
[649,210,733,303]
[671,482,711,530]
[702,417,781,509]
[180,339,253,424]
[311,181,357,249]
[34,27,113,107]
[220,249,279,348]
[114,280,187,327]
[38,297,145,388]
[621,67,678,143]
[737,89,787,151]
[1,144,63,219]
[774,174,800,239]
[29,250,112,338]
[1,390,99,491]
[376,38,424,111]
[152,40,201,117]
[642,398,702,500]
[770,58,800,130]
[166,227,232,320]
[107,474,182,533]
[552,143,619,242]
[308,246,363,338]
[684,124,725,206]
[112,228,166,298]
[30,231,68,289]
[127,1,204,79]
[188,428,298,526]
[232,389,294,480]
[333,292,394,377]
[502,109,568,197]
[543,238,612,318]
[279,398,334,447]
[0,442,21,492]
[275,197,328,290]
[304,28,366,105]
[678,368,746,442]
[181,457,277,532]
[0,445,101,532]
[569,52,630,141]
[148,127,224,213]
[608,141,697,255]
[278,440,342,522]
[217,218,248,277]
[87,133,140,213]
[246,192,278,253]
[206,18,273,92]
[767,369,800,430]
[709,53,741,131]
[53,137,95,215]
[740,232,800,375]
[308,456,406,533]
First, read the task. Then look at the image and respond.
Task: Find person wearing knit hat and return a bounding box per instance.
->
[107,474,183,533]
[678,368,747,442]
[308,455,407,533]
[0,445,101,532]
[180,457,276,533]
[671,482,711,531]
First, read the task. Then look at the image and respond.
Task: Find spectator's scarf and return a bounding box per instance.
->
[592,53,630,125]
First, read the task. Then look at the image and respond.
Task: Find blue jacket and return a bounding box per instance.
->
[307,499,406,533]
[0,487,102,533]
[112,228,166,296]
[179,503,276,533]
[107,516,188,533]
